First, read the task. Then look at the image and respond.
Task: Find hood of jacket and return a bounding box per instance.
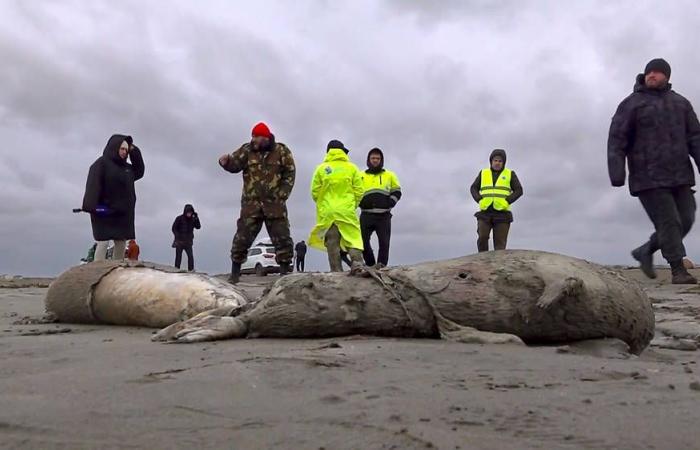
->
[366,147,385,174]
[489,148,507,166]
[183,204,195,215]
[103,134,133,165]
[325,148,351,162]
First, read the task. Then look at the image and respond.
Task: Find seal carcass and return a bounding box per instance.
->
[45,260,249,328]
[154,250,655,354]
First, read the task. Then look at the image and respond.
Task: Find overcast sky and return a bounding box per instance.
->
[2,0,700,276]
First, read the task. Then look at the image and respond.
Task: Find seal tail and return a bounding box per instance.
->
[536,277,584,310]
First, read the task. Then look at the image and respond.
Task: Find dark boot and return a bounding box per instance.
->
[671,260,697,284]
[228,262,241,285]
[279,263,292,276]
[631,244,656,279]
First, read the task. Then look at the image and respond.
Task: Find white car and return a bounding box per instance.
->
[241,240,280,276]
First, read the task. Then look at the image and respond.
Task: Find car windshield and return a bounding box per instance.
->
[265,248,276,254]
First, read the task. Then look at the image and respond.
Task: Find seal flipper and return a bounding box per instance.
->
[173,316,247,343]
[152,313,247,343]
[536,277,584,310]
[436,314,524,345]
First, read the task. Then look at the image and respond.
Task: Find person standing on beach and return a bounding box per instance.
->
[219,122,296,284]
[609,58,700,284]
[469,149,523,252]
[294,240,307,272]
[309,140,365,273]
[359,147,402,268]
[171,204,200,271]
[82,134,145,261]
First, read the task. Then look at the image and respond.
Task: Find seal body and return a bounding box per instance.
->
[155,251,655,354]
[45,261,249,328]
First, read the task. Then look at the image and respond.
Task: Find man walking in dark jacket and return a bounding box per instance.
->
[295,240,307,272]
[359,148,401,268]
[469,149,523,252]
[172,204,201,271]
[609,58,700,284]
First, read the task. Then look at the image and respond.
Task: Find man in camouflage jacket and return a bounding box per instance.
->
[219,122,296,283]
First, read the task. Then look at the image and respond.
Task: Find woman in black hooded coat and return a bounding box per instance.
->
[82,134,145,261]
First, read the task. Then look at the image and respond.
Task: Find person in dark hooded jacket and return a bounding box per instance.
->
[608,58,700,284]
[469,149,523,252]
[359,148,401,268]
[82,134,145,261]
[172,204,201,271]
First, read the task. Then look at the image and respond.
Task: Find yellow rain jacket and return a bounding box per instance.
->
[308,149,364,252]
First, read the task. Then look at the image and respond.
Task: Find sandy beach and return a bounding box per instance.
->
[1,270,699,450]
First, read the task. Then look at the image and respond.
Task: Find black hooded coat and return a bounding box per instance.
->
[172,204,201,246]
[82,134,145,241]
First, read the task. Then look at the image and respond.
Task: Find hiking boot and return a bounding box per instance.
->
[671,261,697,284]
[375,263,386,270]
[631,244,656,279]
[228,262,241,285]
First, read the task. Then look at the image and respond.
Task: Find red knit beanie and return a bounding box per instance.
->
[251,122,272,138]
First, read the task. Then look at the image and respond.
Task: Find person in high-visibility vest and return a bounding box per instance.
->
[359,147,401,268]
[469,149,523,252]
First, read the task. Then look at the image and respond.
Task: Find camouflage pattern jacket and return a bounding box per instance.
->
[223,140,296,217]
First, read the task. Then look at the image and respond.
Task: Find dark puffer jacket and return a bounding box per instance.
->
[82,134,145,241]
[608,74,700,195]
[171,204,201,247]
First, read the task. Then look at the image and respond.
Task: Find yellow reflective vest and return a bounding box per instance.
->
[308,149,364,252]
[479,168,512,211]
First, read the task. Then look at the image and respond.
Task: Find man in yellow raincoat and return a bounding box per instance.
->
[309,140,365,272]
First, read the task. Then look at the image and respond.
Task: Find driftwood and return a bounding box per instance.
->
[153,250,655,354]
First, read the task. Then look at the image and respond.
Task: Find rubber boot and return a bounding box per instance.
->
[228,261,241,285]
[631,243,656,279]
[671,260,697,284]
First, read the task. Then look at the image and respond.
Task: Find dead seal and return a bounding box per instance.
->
[45,260,249,328]
[154,250,655,354]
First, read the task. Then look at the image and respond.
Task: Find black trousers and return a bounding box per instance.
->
[296,256,305,272]
[175,245,194,271]
[638,186,696,264]
[361,212,392,266]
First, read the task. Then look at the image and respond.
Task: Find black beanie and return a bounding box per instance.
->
[327,139,349,154]
[644,58,671,79]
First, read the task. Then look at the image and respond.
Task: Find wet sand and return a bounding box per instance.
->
[1,270,699,449]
